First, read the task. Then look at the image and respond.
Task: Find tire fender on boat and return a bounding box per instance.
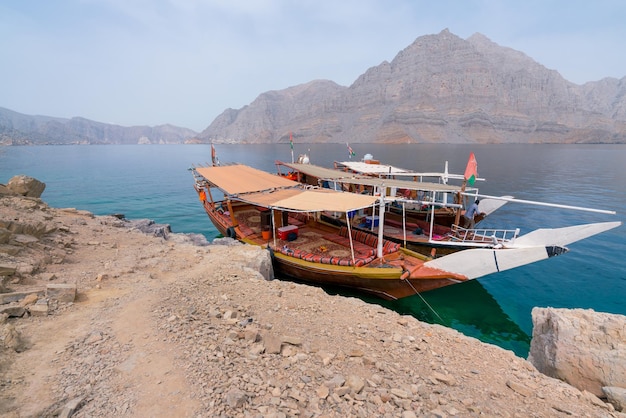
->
[226,226,236,238]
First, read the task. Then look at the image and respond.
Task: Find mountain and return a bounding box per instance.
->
[198,29,626,144]
[2,29,625,145]
[0,107,197,145]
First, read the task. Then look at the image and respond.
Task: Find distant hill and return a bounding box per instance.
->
[0,107,197,145]
[198,29,626,144]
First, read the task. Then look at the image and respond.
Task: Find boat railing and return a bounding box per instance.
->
[449,225,520,246]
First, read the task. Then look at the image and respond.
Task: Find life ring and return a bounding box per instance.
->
[226,227,236,238]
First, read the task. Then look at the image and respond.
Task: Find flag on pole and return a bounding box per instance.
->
[347,143,356,159]
[464,152,478,186]
[289,132,293,150]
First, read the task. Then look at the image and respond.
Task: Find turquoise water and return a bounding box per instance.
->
[1,143,624,357]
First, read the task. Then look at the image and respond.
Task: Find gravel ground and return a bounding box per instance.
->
[0,195,620,417]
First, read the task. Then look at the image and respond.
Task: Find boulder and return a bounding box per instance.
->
[240,246,274,281]
[0,184,15,195]
[603,386,626,412]
[6,175,46,198]
[528,307,626,397]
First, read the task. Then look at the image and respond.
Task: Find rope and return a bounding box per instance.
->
[402,277,448,326]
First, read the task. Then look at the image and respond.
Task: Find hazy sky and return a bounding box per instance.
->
[2,0,625,132]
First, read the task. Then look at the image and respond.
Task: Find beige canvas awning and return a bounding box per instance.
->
[196,164,297,195]
[195,164,379,212]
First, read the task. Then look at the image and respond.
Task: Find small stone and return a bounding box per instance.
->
[316,384,329,399]
[346,375,365,394]
[432,371,457,386]
[263,334,282,354]
[46,283,76,303]
[333,386,350,396]
[58,396,85,418]
[224,389,247,408]
[506,380,533,397]
[282,335,302,346]
[28,302,49,316]
[96,273,109,282]
[19,293,38,307]
[390,388,409,399]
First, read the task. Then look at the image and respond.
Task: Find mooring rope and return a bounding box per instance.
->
[403,277,448,325]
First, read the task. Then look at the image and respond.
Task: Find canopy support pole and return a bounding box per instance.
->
[346,213,356,265]
[402,202,407,248]
[377,196,385,259]
[271,210,277,247]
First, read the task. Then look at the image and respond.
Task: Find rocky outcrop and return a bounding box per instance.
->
[528,307,626,403]
[199,30,626,145]
[4,175,46,198]
[0,180,274,328]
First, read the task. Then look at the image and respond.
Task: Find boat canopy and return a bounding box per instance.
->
[196,164,296,195]
[195,164,379,212]
[335,161,410,175]
[279,162,460,193]
[335,160,484,182]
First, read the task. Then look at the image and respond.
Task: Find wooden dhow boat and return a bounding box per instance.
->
[332,155,501,228]
[276,160,514,256]
[191,163,620,300]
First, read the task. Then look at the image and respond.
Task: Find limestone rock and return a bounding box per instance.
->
[2,323,26,351]
[28,301,49,316]
[58,396,85,418]
[224,389,247,408]
[46,283,77,303]
[0,228,11,244]
[602,386,626,412]
[243,247,274,281]
[0,184,15,196]
[19,293,38,307]
[0,290,45,304]
[6,175,46,198]
[0,304,26,317]
[528,307,626,397]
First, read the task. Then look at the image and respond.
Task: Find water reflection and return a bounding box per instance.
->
[322,279,531,358]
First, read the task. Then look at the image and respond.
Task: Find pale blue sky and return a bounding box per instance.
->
[1,0,625,131]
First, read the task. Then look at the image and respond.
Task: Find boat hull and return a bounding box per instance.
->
[199,199,469,300]
[270,250,465,300]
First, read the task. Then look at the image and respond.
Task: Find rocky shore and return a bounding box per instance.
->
[1,178,624,417]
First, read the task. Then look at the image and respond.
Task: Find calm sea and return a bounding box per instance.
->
[1,143,624,357]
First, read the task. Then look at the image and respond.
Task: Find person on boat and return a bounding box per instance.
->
[463,199,484,229]
[199,189,207,202]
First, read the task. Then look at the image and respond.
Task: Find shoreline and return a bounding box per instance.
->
[0,193,620,416]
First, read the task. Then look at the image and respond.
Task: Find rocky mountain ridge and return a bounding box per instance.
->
[0,107,197,146]
[201,30,626,145]
[2,29,625,145]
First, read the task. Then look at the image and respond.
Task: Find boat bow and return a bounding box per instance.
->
[423,221,621,280]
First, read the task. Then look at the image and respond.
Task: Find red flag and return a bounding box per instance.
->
[464,152,478,186]
[289,132,294,150]
[347,143,356,158]
[211,144,216,165]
